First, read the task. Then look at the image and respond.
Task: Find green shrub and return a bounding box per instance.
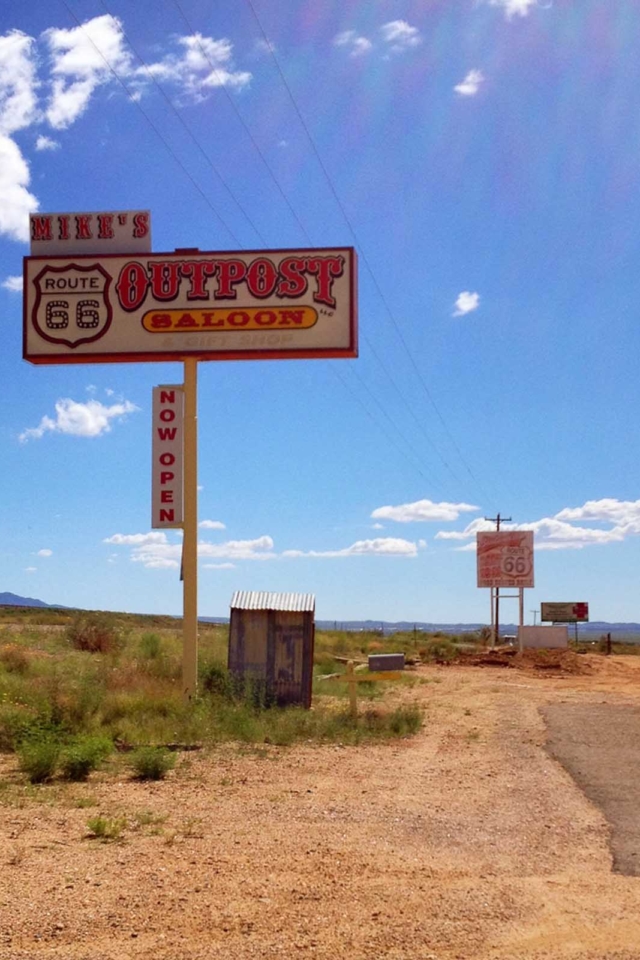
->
[200,662,232,697]
[0,645,30,674]
[419,638,457,662]
[131,746,176,780]
[66,614,122,654]
[0,704,38,752]
[139,632,162,660]
[17,735,61,783]
[60,735,112,781]
[86,815,126,841]
[387,704,422,736]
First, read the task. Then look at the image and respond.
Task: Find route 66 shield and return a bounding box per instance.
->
[31,263,113,349]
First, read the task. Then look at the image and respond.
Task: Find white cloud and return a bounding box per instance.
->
[107,531,275,568]
[0,33,38,242]
[436,499,640,552]
[2,275,23,292]
[517,517,624,550]
[203,562,235,570]
[283,537,421,559]
[25,566,36,573]
[436,517,495,541]
[35,548,52,557]
[0,135,38,242]
[488,0,539,18]
[454,69,484,96]
[0,30,38,136]
[104,532,167,546]
[197,536,275,561]
[372,498,479,524]
[19,397,139,442]
[35,134,59,150]
[554,499,640,526]
[199,519,226,530]
[453,291,480,317]
[380,20,422,52]
[333,30,373,57]
[0,19,252,245]
[143,34,251,97]
[44,15,133,129]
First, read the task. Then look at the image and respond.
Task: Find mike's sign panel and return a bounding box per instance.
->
[23,247,357,364]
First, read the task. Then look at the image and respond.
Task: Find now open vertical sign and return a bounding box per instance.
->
[152,385,184,528]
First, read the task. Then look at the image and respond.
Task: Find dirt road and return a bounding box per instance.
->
[1,654,640,959]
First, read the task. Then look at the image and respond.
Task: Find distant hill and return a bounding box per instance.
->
[201,616,640,637]
[3,599,639,637]
[0,592,54,608]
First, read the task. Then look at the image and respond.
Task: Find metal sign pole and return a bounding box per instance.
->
[490,587,495,647]
[182,358,198,700]
[519,588,524,626]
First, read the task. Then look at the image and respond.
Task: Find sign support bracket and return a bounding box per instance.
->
[182,358,198,700]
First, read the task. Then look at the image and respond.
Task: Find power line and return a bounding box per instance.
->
[330,367,436,485]
[167,0,467,490]
[98,0,268,247]
[169,0,315,245]
[344,365,442,486]
[61,2,487,503]
[243,0,493,505]
[59,0,243,247]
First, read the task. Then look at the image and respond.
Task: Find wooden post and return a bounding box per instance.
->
[606,631,612,656]
[182,358,198,701]
[347,660,357,718]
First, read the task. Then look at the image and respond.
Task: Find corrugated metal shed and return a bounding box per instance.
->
[230,591,315,613]
[228,591,316,708]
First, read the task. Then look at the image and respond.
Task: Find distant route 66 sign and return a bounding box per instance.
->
[477,530,534,588]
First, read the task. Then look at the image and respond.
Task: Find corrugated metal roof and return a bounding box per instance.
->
[230,591,315,612]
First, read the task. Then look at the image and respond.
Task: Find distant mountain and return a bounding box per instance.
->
[0,592,54,608]
[201,615,640,636]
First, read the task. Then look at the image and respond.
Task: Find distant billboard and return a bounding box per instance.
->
[23,246,357,364]
[477,530,534,588]
[540,602,589,623]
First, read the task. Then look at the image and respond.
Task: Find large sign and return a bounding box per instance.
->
[152,386,184,528]
[23,247,357,364]
[540,602,589,623]
[477,530,534,588]
[30,211,151,256]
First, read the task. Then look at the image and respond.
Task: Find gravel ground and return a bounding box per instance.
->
[1,655,640,959]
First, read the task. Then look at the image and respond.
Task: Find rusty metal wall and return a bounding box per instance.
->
[228,608,314,708]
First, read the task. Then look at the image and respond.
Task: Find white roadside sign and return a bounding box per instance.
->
[23,246,357,364]
[477,530,534,588]
[152,386,184,529]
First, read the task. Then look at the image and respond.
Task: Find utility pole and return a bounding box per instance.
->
[530,609,538,626]
[484,512,511,646]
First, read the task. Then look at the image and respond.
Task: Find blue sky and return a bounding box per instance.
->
[1,0,640,624]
